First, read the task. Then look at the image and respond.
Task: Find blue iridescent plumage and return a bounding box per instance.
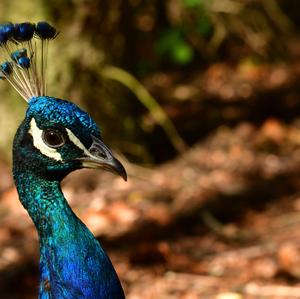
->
[13,22,35,41]
[11,48,28,61]
[1,22,126,298]
[17,56,30,68]
[1,61,13,75]
[35,21,58,39]
[0,22,14,44]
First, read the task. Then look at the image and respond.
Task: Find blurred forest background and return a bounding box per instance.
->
[2,0,300,298]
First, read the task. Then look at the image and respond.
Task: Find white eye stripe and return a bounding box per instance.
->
[66,129,94,158]
[29,118,62,161]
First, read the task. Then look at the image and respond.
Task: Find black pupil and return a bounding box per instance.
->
[43,130,64,148]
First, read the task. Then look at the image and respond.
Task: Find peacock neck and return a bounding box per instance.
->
[13,168,125,298]
[13,169,76,238]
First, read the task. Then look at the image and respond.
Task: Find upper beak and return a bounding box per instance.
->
[77,136,127,181]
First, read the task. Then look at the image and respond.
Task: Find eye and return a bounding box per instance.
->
[42,129,65,148]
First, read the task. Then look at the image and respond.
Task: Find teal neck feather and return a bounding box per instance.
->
[13,168,125,299]
[14,171,67,232]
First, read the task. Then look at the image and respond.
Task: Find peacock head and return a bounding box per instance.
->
[0,22,126,181]
[13,96,127,180]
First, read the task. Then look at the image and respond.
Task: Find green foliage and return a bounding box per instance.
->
[153,0,292,67]
[155,0,214,66]
[196,14,213,37]
[182,0,202,8]
[172,41,194,65]
[156,29,194,65]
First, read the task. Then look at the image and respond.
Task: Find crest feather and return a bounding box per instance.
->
[0,21,58,101]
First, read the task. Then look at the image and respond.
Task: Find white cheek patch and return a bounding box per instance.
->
[29,118,63,161]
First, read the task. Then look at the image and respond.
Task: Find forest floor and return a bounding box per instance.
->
[2,46,300,298]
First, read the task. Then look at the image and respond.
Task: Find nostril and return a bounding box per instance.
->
[89,145,106,159]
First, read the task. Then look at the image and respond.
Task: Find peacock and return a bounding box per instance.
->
[0,22,126,298]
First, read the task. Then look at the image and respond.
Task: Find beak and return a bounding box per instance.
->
[77,136,127,181]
